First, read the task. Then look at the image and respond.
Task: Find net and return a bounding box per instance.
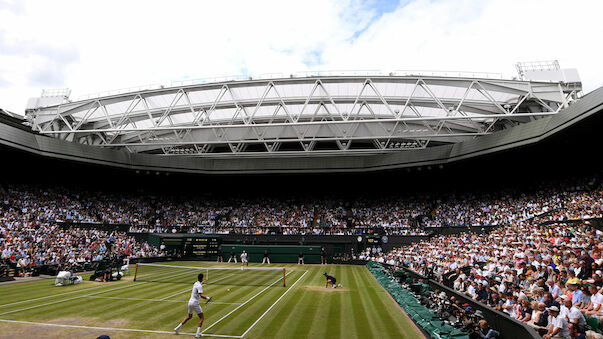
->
[133,263,287,287]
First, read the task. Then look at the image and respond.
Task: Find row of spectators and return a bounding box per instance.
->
[2,177,600,235]
[127,224,427,236]
[372,181,602,338]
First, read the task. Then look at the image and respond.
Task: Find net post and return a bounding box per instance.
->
[133,263,139,281]
[283,267,286,287]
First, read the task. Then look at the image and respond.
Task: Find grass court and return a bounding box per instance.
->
[0,262,421,338]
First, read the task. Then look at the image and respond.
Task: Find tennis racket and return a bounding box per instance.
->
[205,296,212,304]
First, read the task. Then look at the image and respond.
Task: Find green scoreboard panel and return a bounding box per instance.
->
[183,236,220,257]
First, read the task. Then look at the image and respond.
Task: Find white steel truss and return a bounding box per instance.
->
[26,75,580,157]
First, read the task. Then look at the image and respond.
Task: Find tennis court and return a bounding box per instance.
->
[0,262,421,338]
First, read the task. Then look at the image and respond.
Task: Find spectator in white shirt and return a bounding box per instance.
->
[543,306,570,339]
[585,285,603,317]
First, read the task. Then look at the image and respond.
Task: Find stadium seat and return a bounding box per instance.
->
[587,316,599,331]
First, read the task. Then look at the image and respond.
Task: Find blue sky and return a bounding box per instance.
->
[350,0,403,40]
[0,0,601,114]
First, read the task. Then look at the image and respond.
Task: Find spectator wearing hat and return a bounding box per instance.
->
[543,306,570,339]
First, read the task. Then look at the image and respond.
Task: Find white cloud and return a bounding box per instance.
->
[0,0,601,114]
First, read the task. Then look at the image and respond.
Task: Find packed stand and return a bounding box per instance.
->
[0,188,166,277]
[3,179,601,236]
[373,179,603,338]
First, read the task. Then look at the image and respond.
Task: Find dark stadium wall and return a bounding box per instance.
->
[0,104,601,195]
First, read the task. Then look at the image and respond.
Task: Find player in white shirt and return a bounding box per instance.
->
[174,273,211,338]
[241,250,248,268]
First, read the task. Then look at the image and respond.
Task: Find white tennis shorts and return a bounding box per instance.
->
[242,258,248,263]
[188,301,203,314]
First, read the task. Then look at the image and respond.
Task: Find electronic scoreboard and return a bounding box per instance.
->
[365,234,381,245]
[182,236,220,257]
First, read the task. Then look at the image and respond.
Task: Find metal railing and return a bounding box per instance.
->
[73,69,514,102]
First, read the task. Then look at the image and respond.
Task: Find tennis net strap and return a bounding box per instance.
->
[133,263,287,287]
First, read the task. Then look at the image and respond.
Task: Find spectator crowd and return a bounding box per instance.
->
[2,177,600,237]
[371,179,602,338]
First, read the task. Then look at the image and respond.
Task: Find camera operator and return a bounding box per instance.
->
[449,298,466,319]
[460,306,482,338]
[0,259,9,280]
[105,234,116,255]
[424,262,435,280]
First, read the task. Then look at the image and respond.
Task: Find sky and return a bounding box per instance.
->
[0,0,601,114]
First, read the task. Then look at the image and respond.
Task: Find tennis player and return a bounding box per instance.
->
[324,272,337,288]
[174,273,211,338]
[241,250,248,268]
[262,250,270,264]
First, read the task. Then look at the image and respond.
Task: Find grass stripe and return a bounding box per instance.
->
[348,266,375,338]
[202,270,294,334]
[240,270,308,337]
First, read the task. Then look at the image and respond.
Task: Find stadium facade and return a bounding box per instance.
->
[1,62,600,174]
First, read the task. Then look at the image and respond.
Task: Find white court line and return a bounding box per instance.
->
[0,279,143,316]
[136,265,201,284]
[0,318,241,338]
[240,270,308,338]
[0,263,187,309]
[86,295,242,305]
[0,282,117,309]
[0,266,234,317]
[159,272,237,301]
[202,271,293,334]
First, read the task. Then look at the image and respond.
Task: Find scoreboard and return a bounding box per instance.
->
[182,236,220,257]
[365,234,381,245]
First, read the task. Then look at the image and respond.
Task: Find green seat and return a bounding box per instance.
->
[587,316,599,331]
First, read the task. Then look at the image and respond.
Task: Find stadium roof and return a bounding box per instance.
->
[24,64,582,158]
[0,84,599,174]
